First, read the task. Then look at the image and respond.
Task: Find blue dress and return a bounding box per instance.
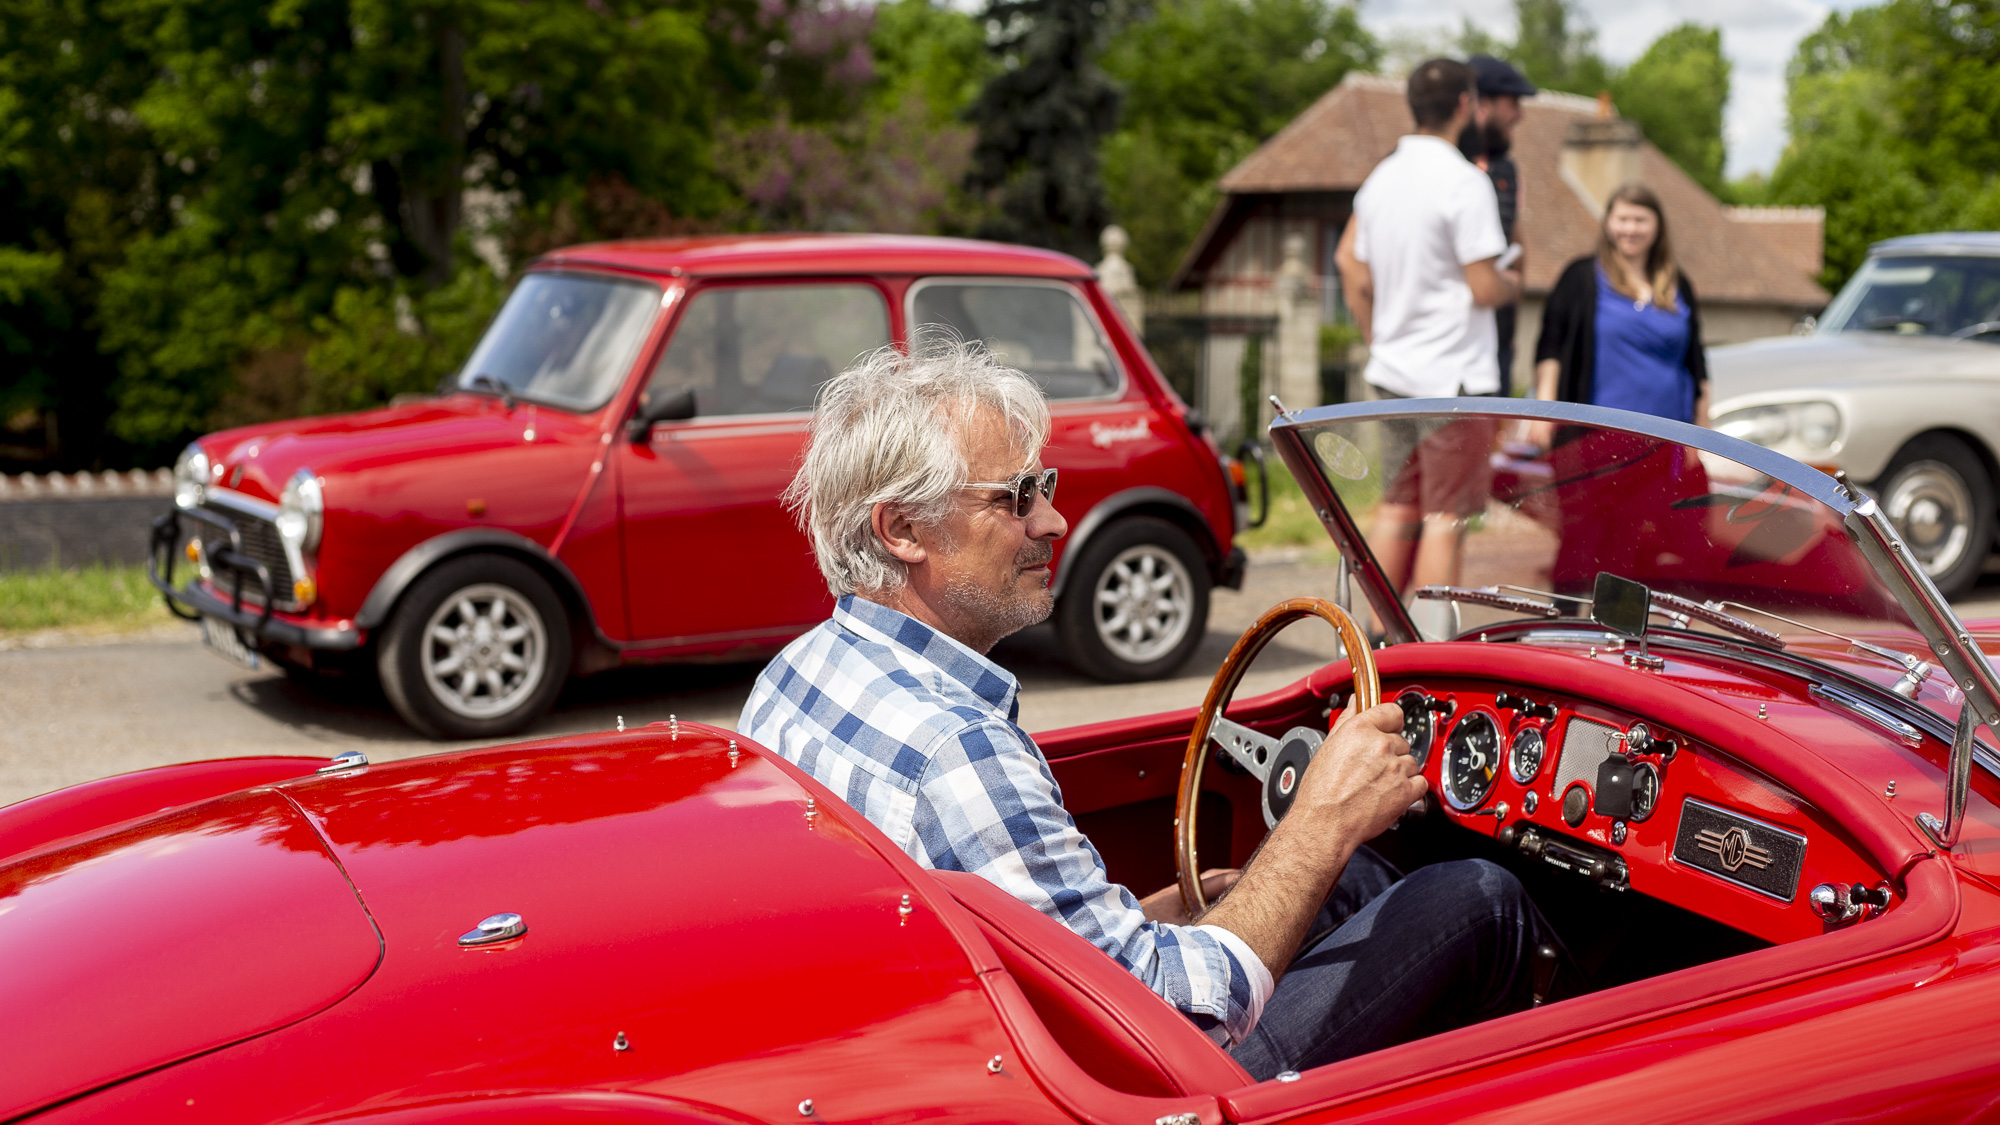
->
[1590,264,1695,423]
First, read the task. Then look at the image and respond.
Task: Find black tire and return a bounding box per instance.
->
[1874,434,1995,600]
[377,554,572,739]
[1057,516,1212,682]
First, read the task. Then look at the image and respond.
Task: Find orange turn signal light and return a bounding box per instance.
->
[1227,460,1247,487]
[293,576,318,606]
[185,539,202,563]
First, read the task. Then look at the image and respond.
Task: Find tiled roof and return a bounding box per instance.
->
[1211,74,1828,307]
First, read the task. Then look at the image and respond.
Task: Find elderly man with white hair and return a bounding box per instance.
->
[740,336,1561,1078]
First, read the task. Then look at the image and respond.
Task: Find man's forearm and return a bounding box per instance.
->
[1198,808,1362,980]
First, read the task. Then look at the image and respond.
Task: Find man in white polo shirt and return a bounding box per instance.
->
[1336,58,1521,611]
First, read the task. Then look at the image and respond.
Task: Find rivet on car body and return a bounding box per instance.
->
[616,715,625,732]
[1887,780,1898,798]
[899,893,913,924]
[797,1100,814,1117]
[613,1031,631,1052]
[1276,1070,1301,1082]
[1758,703,1769,721]
[729,740,740,768]
[986,1055,1003,1074]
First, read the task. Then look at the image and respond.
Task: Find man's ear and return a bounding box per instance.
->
[871,501,929,567]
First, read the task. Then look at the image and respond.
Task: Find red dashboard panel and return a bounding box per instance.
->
[1391,676,1884,945]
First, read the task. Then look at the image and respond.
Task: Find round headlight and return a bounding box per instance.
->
[278,468,324,553]
[1715,406,1790,448]
[174,444,209,510]
[1795,402,1842,450]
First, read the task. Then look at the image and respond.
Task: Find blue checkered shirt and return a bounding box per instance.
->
[740,594,1271,1045]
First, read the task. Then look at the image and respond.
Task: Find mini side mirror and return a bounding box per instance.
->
[628,387,696,441]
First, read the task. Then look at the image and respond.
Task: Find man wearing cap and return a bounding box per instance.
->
[1461,54,1537,395]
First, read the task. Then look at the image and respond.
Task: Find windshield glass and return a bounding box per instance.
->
[1282,406,1931,658]
[457,272,661,411]
[1818,254,2000,341]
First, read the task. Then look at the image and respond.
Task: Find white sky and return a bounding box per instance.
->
[1358,0,1880,179]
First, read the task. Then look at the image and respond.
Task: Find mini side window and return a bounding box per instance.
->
[911,282,1120,400]
[647,284,890,416]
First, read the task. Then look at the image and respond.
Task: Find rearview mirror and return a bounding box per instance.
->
[628,387,696,441]
[1591,572,1650,639]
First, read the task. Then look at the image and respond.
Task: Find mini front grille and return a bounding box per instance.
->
[200,500,297,607]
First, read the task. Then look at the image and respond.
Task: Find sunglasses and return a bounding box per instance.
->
[961,467,1059,518]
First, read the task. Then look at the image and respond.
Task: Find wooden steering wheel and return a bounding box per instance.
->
[1174,597,1381,915]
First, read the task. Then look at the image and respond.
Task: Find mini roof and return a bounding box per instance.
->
[1872,232,2000,258]
[535,233,1094,280]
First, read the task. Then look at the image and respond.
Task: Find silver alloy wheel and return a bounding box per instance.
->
[1883,460,1975,580]
[1092,543,1196,664]
[419,582,550,720]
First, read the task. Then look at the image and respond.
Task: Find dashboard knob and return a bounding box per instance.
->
[1562,784,1589,827]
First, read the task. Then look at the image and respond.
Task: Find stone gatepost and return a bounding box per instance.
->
[1097,226,1145,336]
[1274,232,1320,415]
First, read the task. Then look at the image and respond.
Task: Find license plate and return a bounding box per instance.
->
[200,617,262,670]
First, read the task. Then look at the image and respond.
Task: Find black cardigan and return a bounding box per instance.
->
[1534,256,1707,406]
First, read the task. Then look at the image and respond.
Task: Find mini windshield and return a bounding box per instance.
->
[457,272,661,411]
[1818,254,2000,341]
[1276,402,1934,659]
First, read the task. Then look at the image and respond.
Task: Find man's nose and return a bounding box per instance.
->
[1028,495,1067,540]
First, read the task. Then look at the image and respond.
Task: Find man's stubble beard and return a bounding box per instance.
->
[941,539,1056,647]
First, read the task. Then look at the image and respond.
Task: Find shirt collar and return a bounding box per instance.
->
[1398,132,1468,159]
[832,595,1022,722]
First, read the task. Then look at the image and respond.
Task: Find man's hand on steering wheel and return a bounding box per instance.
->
[1294,702,1428,845]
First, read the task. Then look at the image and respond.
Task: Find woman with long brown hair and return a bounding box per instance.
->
[1532,182,1708,424]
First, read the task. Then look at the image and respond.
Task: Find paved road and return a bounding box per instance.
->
[9,559,2000,809]
[0,558,1354,807]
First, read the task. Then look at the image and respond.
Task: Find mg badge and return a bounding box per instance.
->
[1276,764,1298,797]
[1696,827,1772,873]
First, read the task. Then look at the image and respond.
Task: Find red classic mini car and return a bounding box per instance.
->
[22,400,2000,1122]
[149,235,1254,737]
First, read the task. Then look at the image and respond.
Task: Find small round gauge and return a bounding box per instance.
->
[1630,762,1661,822]
[1442,711,1501,811]
[1398,690,1437,768]
[1509,726,1547,784]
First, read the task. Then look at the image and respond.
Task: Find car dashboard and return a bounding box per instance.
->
[1379,677,1888,945]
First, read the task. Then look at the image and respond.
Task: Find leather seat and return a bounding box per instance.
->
[931,869,1254,1098]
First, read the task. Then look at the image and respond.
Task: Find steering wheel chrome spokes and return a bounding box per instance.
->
[1176,597,1381,915]
[1208,716,1328,829]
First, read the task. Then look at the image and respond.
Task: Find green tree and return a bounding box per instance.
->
[964,0,1123,259]
[1768,0,2000,287]
[1612,24,1730,195]
[1510,0,1611,97]
[1099,0,1377,285]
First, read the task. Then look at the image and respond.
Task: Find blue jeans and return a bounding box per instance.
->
[1227,848,1560,1080]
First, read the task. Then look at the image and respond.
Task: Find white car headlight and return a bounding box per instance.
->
[277,468,324,554]
[1714,402,1843,455]
[174,444,209,510]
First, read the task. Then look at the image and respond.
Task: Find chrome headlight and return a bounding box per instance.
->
[277,468,324,554]
[1714,402,1843,455]
[174,444,209,510]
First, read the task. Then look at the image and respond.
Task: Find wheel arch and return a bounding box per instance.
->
[354,531,608,667]
[1877,427,2000,511]
[1051,487,1222,601]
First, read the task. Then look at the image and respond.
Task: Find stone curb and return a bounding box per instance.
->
[0,468,174,501]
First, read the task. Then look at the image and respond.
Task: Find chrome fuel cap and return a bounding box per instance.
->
[458,912,527,946]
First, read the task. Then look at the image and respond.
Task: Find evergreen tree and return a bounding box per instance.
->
[964,0,1122,260]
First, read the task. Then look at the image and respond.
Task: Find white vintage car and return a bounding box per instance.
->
[1708,232,2000,597]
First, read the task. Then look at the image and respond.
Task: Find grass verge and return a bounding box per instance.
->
[0,564,176,636]
[1234,457,1340,561]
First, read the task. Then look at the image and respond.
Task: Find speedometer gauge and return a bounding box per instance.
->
[1442,712,1501,811]
[1397,690,1437,768]
[1509,726,1546,784]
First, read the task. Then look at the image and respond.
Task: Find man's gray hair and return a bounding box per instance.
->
[787,333,1050,596]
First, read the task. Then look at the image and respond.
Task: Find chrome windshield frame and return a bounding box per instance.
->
[1267,397,2000,738]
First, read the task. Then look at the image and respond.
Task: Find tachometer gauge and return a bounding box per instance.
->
[1509,726,1547,784]
[1442,711,1501,811]
[1630,762,1661,822]
[1397,690,1438,768]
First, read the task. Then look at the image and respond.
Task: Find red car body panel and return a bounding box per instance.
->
[10,620,2000,1122]
[164,236,1238,670]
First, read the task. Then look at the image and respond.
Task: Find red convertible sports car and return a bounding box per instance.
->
[11,399,2000,1122]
